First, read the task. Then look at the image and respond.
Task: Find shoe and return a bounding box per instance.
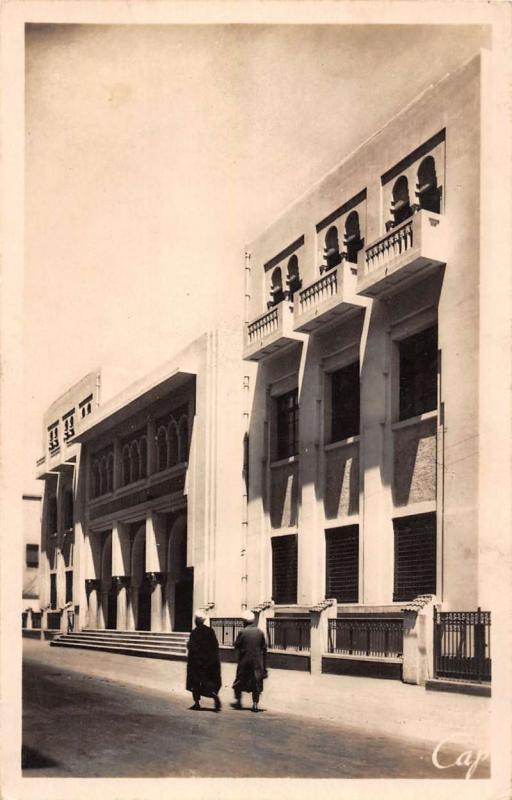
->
[251,703,258,713]
[213,695,222,712]
[230,701,242,710]
[190,702,201,711]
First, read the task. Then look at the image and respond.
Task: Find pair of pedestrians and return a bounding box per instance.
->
[186,610,267,713]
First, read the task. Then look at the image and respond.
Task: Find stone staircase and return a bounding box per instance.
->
[50,628,189,661]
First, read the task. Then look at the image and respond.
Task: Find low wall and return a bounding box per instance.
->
[322,654,403,680]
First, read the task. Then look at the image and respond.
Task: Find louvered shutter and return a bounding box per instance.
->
[325,525,359,603]
[271,535,298,604]
[393,513,436,601]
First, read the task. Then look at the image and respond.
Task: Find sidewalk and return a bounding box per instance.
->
[23,638,490,750]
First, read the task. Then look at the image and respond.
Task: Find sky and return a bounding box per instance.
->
[24,22,488,487]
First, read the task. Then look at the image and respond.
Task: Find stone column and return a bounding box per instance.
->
[113,576,130,630]
[148,572,166,632]
[309,600,337,675]
[85,579,101,628]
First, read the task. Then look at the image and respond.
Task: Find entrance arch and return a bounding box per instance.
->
[166,515,192,631]
[131,525,151,630]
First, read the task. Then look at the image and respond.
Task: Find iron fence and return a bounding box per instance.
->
[31,612,42,630]
[267,617,311,652]
[433,608,491,683]
[328,617,404,658]
[210,618,245,647]
[47,611,62,630]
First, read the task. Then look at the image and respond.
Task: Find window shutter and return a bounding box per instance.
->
[393,513,436,601]
[325,526,359,603]
[271,535,298,604]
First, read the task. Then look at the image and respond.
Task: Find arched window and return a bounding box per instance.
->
[122,444,131,486]
[324,226,341,269]
[106,453,114,493]
[168,420,179,467]
[343,211,363,264]
[268,267,285,308]
[178,415,189,463]
[139,436,147,479]
[286,255,301,300]
[91,461,100,499]
[156,426,168,472]
[391,176,412,226]
[130,441,140,483]
[416,156,441,214]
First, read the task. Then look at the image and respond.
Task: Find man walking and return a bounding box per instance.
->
[186,610,222,711]
[232,610,267,712]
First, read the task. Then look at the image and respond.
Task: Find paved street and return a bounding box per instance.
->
[22,649,489,779]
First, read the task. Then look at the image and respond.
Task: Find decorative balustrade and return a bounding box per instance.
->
[365,218,414,274]
[328,616,404,658]
[247,306,280,344]
[359,210,444,298]
[210,617,244,647]
[433,608,491,683]
[298,268,338,313]
[267,617,311,652]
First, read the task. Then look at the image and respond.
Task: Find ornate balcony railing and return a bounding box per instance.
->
[247,306,279,343]
[358,210,445,298]
[293,261,363,333]
[267,617,310,652]
[433,608,491,683]
[210,617,244,647]
[328,616,404,658]
[244,301,301,362]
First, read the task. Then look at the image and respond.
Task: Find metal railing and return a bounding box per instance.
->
[47,611,62,630]
[267,617,310,652]
[434,608,491,683]
[328,617,404,658]
[31,612,42,630]
[210,618,244,647]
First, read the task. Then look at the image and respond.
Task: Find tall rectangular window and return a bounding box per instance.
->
[399,325,438,420]
[331,361,360,442]
[63,489,74,530]
[276,389,299,460]
[325,525,359,603]
[48,496,58,534]
[393,512,436,601]
[271,534,298,604]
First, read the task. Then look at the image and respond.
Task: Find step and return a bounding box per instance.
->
[83,628,190,636]
[69,632,189,642]
[56,637,187,653]
[50,639,187,661]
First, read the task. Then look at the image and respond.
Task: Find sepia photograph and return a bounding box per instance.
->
[1,2,511,799]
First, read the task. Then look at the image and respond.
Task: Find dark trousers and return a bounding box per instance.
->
[234,688,259,703]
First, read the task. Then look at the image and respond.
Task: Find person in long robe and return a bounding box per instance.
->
[232,610,268,712]
[186,610,222,711]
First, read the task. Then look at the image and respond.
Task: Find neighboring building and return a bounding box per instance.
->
[31,54,492,687]
[22,492,42,618]
[34,332,245,637]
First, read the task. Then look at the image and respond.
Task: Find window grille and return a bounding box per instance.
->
[325,525,359,603]
[393,513,436,601]
[271,534,298,605]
